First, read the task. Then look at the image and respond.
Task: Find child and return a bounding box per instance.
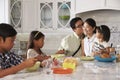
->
[92,25,111,56]
[27,31,50,62]
[0,23,37,78]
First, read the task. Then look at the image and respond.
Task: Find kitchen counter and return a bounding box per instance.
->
[1,60,120,80]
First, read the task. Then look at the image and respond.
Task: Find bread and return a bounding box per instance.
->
[100,53,111,58]
[63,57,78,66]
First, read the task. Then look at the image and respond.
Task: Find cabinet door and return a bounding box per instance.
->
[57,1,71,28]
[106,0,120,10]
[39,0,53,29]
[10,0,22,32]
[75,0,104,13]
[38,0,74,32]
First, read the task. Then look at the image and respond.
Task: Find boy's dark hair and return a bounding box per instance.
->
[27,31,45,49]
[96,25,110,42]
[70,17,83,30]
[85,18,96,33]
[0,23,17,41]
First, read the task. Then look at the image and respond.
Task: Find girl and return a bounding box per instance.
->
[92,25,111,56]
[27,31,50,62]
[81,18,96,56]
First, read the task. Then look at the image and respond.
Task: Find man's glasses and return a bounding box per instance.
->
[75,24,83,28]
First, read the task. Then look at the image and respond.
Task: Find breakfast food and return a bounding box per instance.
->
[62,57,78,70]
[100,53,111,58]
[63,57,78,66]
[116,54,120,62]
[52,68,73,74]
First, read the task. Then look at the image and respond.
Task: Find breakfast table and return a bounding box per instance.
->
[1,59,120,80]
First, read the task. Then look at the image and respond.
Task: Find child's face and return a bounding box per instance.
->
[35,37,44,48]
[96,30,103,39]
[0,36,16,53]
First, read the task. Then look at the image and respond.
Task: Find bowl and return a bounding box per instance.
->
[26,61,40,72]
[95,55,116,62]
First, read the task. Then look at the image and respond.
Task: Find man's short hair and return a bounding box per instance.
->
[70,17,83,30]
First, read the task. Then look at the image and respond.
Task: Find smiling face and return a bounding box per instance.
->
[83,22,95,37]
[0,36,16,53]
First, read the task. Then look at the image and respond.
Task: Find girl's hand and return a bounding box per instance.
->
[35,55,51,61]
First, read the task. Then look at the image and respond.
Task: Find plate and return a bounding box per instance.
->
[51,54,65,58]
[80,56,94,61]
[95,55,116,62]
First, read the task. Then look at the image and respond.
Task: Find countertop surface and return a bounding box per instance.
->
[1,60,120,80]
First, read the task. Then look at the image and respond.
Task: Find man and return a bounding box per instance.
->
[56,17,84,57]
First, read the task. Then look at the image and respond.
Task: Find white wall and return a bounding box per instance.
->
[0,0,9,23]
[0,0,5,23]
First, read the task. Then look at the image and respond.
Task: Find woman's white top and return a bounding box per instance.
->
[83,34,96,56]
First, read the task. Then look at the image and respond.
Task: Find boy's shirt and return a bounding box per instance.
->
[0,52,23,69]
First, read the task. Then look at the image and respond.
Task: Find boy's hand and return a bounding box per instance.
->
[24,58,37,68]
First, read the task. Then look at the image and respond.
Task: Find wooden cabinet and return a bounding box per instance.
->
[75,0,120,14]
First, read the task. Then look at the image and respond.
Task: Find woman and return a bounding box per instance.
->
[81,18,96,56]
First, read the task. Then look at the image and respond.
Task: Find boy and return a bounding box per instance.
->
[0,23,37,78]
